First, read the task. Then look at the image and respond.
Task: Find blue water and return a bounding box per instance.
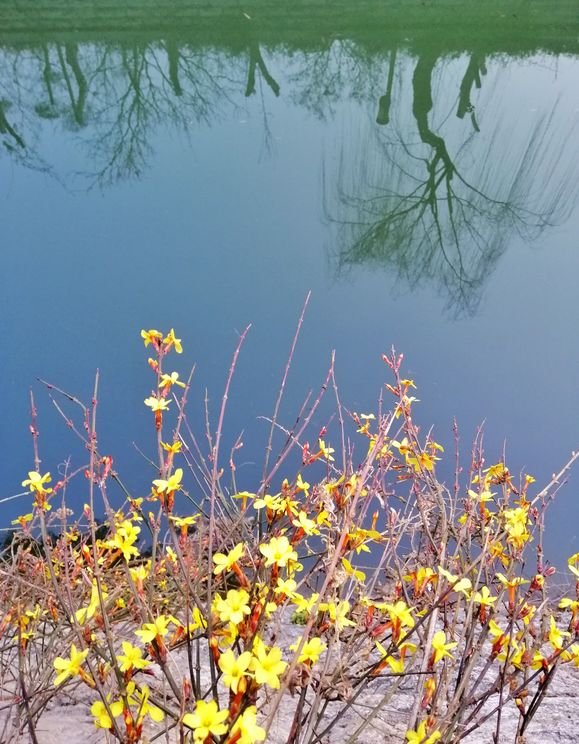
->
[1,6,579,566]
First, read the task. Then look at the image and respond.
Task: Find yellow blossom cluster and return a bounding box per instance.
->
[9,332,579,744]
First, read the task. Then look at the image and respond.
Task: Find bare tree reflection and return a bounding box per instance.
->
[0,100,25,150]
[0,32,577,315]
[332,51,579,315]
[245,41,280,98]
[376,49,396,125]
[0,53,55,175]
[457,54,486,132]
[0,41,247,186]
[82,44,246,186]
[286,40,383,119]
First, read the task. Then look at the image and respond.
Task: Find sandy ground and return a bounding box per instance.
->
[13,665,579,744]
[3,616,579,743]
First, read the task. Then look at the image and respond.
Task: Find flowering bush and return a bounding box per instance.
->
[1,323,579,744]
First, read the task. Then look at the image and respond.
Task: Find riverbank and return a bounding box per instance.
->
[0,0,578,54]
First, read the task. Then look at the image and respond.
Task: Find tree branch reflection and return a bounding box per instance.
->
[0,27,577,315]
[332,50,579,315]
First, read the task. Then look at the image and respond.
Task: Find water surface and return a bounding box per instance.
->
[1,0,578,565]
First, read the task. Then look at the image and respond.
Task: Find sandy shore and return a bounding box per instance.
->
[4,615,579,743]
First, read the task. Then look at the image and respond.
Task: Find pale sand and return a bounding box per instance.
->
[4,616,579,743]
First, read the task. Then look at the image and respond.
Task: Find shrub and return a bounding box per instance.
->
[1,323,579,744]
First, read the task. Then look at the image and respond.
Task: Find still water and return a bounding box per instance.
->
[1,1,578,564]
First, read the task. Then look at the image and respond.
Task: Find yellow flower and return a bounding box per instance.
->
[381,600,415,639]
[75,579,107,625]
[562,644,579,667]
[53,644,89,686]
[213,543,244,575]
[346,526,380,554]
[164,328,183,353]
[391,437,412,456]
[117,641,150,672]
[152,468,183,494]
[274,578,297,597]
[290,636,327,665]
[431,631,458,664]
[218,649,252,693]
[106,519,140,562]
[386,655,405,674]
[11,513,34,527]
[141,329,163,347]
[395,394,419,419]
[406,720,441,744]
[484,463,510,483]
[249,639,288,688]
[161,440,182,453]
[144,395,170,412]
[489,619,506,640]
[135,615,173,644]
[548,615,570,650]
[295,473,310,495]
[356,413,375,435]
[259,536,298,567]
[126,682,164,723]
[90,698,123,729]
[401,379,417,389]
[438,567,472,596]
[159,371,186,389]
[279,496,300,516]
[403,567,437,596]
[128,497,144,520]
[216,622,239,649]
[559,597,579,615]
[568,553,579,578]
[503,506,531,549]
[292,592,320,615]
[316,509,331,527]
[341,557,366,582]
[173,607,207,636]
[170,514,199,533]
[318,439,335,461]
[406,450,440,473]
[495,573,529,605]
[471,585,497,607]
[183,700,229,741]
[375,642,405,674]
[129,562,150,586]
[228,706,266,744]
[233,490,254,510]
[22,471,53,495]
[468,488,494,502]
[323,600,356,631]
[292,511,319,536]
[214,589,251,626]
[254,493,284,513]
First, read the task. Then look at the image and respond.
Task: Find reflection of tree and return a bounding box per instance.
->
[0,42,247,186]
[32,43,89,127]
[287,40,383,119]
[245,41,280,98]
[332,51,579,315]
[456,54,486,132]
[0,53,54,175]
[0,100,25,150]
[82,44,246,186]
[61,44,88,127]
[0,34,577,311]
[376,49,396,125]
